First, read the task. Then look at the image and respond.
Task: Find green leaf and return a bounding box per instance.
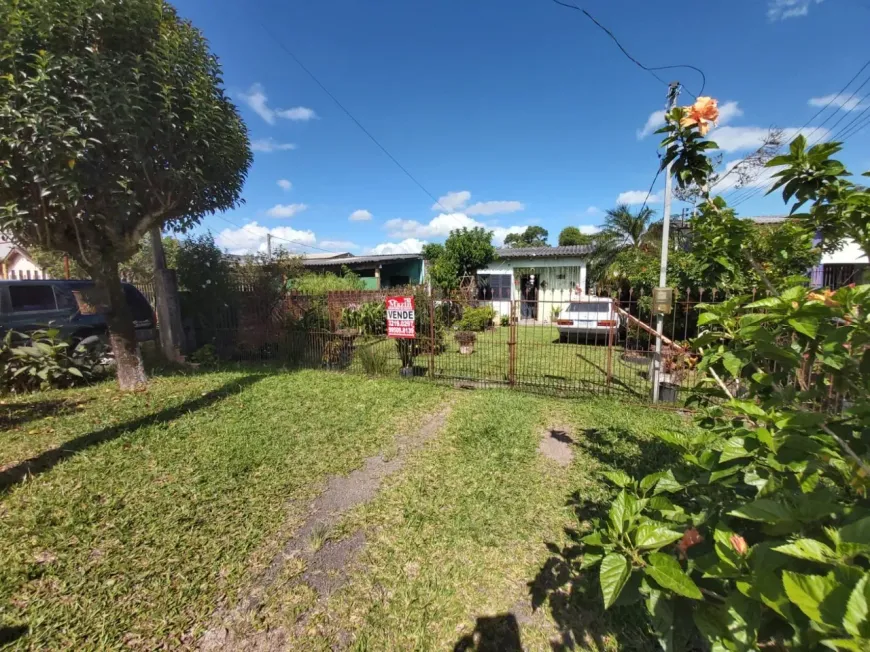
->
[634,523,684,551]
[788,317,819,338]
[840,517,870,545]
[639,471,665,494]
[821,639,870,651]
[67,366,84,377]
[773,539,836,564]
[644,552,702,600]
[602,470,633,488]
[844,574,870,638]
[645,589,674,652]
[697,312,718,326]
[599,553,631,609]
[580,553,603,570]
[730,499,793,524]
[782,571,838,625]
[719,437,752,463]
[654,470,683,495]
[722,351,744,378]
[608,490,628,535]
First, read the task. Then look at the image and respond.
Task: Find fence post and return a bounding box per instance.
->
[508,301,517,386]
[428,294,435,379]
[606,299,616,393]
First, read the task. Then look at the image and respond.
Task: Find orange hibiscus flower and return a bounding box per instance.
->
[680,97,720,136]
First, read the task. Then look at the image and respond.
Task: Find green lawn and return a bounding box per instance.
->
[0,368,698,650]
[346,325,663,400]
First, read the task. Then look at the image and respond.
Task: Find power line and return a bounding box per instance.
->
[803,58,870,143]
[837,108,870,141]
[550,0,706,98]
[256,20,453,215]
[831,98,870,141]
[810,80,870,145]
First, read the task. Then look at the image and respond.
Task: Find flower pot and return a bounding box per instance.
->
[658,382,679,403]
[399,366,414,378]
[459,343,475,355]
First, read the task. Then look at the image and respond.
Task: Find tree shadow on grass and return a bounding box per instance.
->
[0,625,28,646]
[577,427,680,482]
[0,398,90,431]
[453,613,523,652]
[0,374,265,494]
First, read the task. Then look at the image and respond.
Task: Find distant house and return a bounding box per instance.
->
[300,252,425,289]
[0,240,47,280]
[478,245,592,322]
[745,216,868,288]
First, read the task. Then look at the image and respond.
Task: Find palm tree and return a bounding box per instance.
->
[601,204,657,248]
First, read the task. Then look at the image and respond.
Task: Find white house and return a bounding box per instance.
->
[477,245,590,322]
[0,240,46,280]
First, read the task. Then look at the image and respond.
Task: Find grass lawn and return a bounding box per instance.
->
[347,325,661,400]
[0,367,698,650]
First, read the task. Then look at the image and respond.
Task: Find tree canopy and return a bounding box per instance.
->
[503,226,549,248]
[422,227,496,290]
[557,226,594,247]
[0,0,251,388]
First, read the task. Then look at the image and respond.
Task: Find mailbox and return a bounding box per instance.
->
[652,287,673,315]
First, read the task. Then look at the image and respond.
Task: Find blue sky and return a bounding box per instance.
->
[172,0,870,255]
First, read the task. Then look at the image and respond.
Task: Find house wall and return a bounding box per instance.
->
[478,257,587,322]
[3,251,46,279]
[381,259,424,287]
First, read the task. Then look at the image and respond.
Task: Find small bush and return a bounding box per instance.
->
[454,331,477,345]
[500,314,510,327]
[355,340,390,375]
[456,306,495,332]
[0,329,103,393]
[189,344,218,366]
[340,302,385,336]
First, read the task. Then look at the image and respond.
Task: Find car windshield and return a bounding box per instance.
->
[566,302,611,313]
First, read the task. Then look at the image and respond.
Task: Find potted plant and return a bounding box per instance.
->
[455,331,477,355]
[396,338,416,377]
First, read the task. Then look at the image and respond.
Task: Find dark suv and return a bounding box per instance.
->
[0,280,156,343]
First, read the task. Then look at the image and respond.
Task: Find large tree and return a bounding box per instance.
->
[0,0,251,389]
[503,226,549,248]
[557,226,594,247]
[601,204,657,248]
[422,227,495,290]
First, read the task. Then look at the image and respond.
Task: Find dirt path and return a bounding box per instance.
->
[199,403,454,651]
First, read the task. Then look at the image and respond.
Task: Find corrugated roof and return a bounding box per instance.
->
[301,252,423,267]
[495,245,592,258]
[745,215,789,224]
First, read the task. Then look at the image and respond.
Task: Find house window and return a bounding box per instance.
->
[477,274,512,300]
[9,284,57,312]
[8,270,15,279]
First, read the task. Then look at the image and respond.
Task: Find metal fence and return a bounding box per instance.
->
[188,286,735,404]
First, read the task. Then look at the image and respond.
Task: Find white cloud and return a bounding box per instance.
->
[319,240,359,251]
[768,0,825,20]
[238,83,275,124]
[349,209,373,221]
[617,190,663,205]
[432,190,471,212]
[275,107,318,121]
[579,225,601,234]
[215,222,316,255]
[637,101,743,139]
[585,206,602,216]
[637,109,667,139]
[367,239,427,255]
[251,138,296,153]
[237,83,317,124]
[809,93,865,112]
[465,200,524,216]
[710,125,830,153]
[277,179,292,191]
[265,203,308,218]
[384,213,527,246]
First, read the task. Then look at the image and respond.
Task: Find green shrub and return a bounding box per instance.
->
[456,306,495,332]
[0,329,103,393]
[500,314,510,327]
[340,302,385,336]
[188,344,218,366]
[355,340,390,375]
[290,267,365,293]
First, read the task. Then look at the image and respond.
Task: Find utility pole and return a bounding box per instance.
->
[266,233,273,259]
[652,82,681,403]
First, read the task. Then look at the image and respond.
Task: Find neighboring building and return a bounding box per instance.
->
[478,245,592,322]
[300,252,425,290]
[0,240,47,280]
[744,216,868,288]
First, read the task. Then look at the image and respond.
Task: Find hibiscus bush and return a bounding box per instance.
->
[540,99,870,650]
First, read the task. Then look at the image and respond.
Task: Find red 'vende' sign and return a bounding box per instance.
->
[386,296,415,339]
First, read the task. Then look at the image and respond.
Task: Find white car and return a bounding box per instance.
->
[555,298,621,342]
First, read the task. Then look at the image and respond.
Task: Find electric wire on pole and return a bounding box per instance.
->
[652,81,681,403]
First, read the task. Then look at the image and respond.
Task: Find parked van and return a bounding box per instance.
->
[0,280,156,344]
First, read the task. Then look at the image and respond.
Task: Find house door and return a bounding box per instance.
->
[520,274,538,320]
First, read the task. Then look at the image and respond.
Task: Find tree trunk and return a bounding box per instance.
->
[93,258,148,391]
